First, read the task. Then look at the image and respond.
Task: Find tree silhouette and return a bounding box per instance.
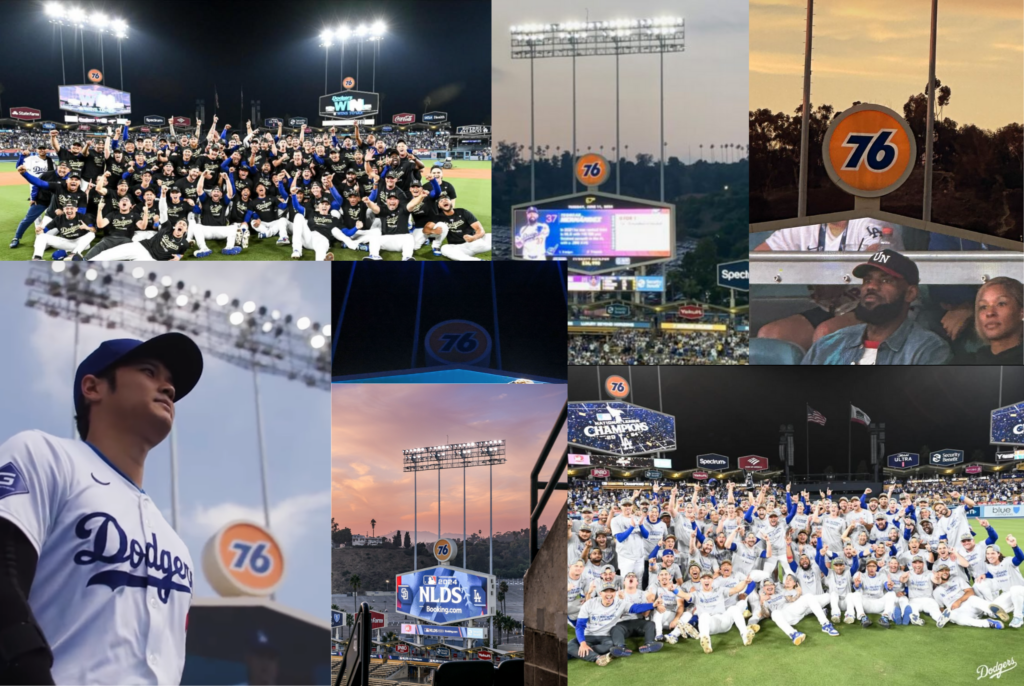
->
[404,531,411,548]
[371,519,376,538]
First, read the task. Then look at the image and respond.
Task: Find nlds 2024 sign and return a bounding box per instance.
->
[395,565,496,626]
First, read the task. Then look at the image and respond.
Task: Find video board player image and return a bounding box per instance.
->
[330,262,567,383]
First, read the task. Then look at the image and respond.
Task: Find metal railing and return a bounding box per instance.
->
[334,602,371,686]
[530,402,567,561]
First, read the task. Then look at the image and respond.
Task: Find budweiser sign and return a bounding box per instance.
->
[392,113,416,124]
[10,107,41,120]
[678,305,704,320]
[692,471,709,480]
[171,116,191,127]
[591,468,610,478]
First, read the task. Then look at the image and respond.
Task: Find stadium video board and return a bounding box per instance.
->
[568,275,666,292]
[511,192,675,264]
[58,84,131,117]
[395,565,496,626]
[569,401,677,457]
[652,458,672,469]
[319,90,380,119]
[991,401,1024,446]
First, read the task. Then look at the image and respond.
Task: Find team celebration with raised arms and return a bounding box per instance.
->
[568,477,1024,666]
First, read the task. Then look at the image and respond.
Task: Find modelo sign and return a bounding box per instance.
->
[144,115,166,125]
[965,465,982,475]
[697,453,729,470]
[10,107,41,121]
[395,565,496,626]
[393,113,416,124]
[929,449,964,467]
[738,455,769,471]
[887,452,920,469]
[678,305,704,320]
[692,471,709,480]
[591,468,610,478]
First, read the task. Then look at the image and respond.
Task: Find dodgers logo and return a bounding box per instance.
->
[74,512,193,603]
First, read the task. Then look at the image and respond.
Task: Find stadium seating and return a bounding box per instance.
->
[434,660,495,686]
[494,658,524,685]
[749,336,806,365]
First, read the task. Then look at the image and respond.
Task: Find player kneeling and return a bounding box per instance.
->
[570,583,662,666]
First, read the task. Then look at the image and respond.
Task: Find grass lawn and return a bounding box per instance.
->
[0,161,490,261]
[568,517,1024,686]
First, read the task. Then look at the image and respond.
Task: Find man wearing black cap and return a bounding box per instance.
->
[0,333,203,684]
[515,206,550,260]
[801,249,952,364]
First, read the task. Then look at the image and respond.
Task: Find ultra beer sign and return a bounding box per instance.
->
[822,103,916,198]
[887,452,920,469]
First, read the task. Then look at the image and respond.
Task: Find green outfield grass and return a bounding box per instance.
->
[569,517,1024,686]
[0,160,490,261]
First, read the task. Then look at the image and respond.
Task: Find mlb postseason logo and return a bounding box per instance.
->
[928,449,964,467]
[697,454,729,470]
[887,452,919,469]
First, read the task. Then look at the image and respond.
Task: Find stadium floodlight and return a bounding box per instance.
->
[320,29,333,45]
[355,23,369,37]
[144,285,158,299]
[272,310,281,320]
[67,6,86,24]
[84,268,98,281]
[131,267,144,279]
[175,295,188,307]
[90,12,108,28]
[52,262,66,273]
[229,312,244,326]
[296,316,311,331]
[310,335,326,349]
[322,324,331,337]
[336,25,352,40]
[45,2,64,18]
[215,293,229,306]
[243,301,256,314]
[370,21,385,37]
[511,16,684,199]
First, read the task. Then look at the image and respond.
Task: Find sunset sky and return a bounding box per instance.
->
[750,0,1023,130]
[332,385,567,541]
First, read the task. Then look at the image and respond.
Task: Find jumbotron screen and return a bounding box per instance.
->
[512,193,673,260]
[58,85,131,117]
[568,401,677,457]
[568,275,665,292]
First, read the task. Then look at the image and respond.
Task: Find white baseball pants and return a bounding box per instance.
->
[905,597,945,622]
[698,605,748,639]
[290,215,331,261]
[947,596,998,628]
[34,231,95,258]
[89,242,154,261]
[861,593,897,618]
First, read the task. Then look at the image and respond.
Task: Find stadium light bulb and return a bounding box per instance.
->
[262,321,273,333]
[85,268,98,281]
[337,25,351,40]
[310,335,326,349]
[271,310,281,320]
[229,312,244,326]
[355,24,368,36]
[113,29,126,39]
[160,276,172,287]
[320,29,333,42]
[129,267,143,278]
[296,317,311,331]
[90,13,108,28]
[215,293,229,306]
[52,262,65,273]
[243,301,256,314]
[371,21,385,36]
[175,295,188,307]
[45,2,64,18]
[112,18,127,31]
[322,324,331,337]
[67,6,86,23]
[144,285,158,299]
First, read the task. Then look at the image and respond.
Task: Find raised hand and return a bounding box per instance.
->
[1008,535,1017,548]
[979,519,989,529]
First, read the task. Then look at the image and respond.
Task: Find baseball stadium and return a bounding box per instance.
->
[0,0,491,262]
[567,365,1024,685]
[330,384,568,685]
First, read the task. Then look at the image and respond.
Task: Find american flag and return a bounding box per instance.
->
[807,405,827,426]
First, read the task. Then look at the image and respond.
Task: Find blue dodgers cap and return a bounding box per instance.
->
[73,333,204,415]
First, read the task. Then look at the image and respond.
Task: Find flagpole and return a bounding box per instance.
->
[848,402,853,479]
[806,404,810,477]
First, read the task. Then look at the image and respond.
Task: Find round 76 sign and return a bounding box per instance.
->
[822,103,917,198]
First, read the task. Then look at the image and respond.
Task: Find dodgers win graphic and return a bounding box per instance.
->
[395,565,495,626]
[568,401,677,456]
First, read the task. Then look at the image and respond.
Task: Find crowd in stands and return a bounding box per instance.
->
[375,130,450,151]
[884,474,1023,505]
[569,328,749,365]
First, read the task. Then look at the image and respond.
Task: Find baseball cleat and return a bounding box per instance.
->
[32,255,43,260]
[700,636,712,654]
[239,228,250,249]
[663,634,678,644]
[682,623,700,639]
[276,236,290,245]
[909,613,924,626]
[879,615,891,629]
[402,257,415,261]
[325,253,334,261]
[610,646,632,657]
[357,244,369,252]
[9,238,19,248]
[638,643,662,654]
[791,632,805,646]
[221,247,242,256]
[362,255,382,261]
[432,249,443,257]
[194,249,212,258]
[861,616,872,628]
[902,606,913,625]
[743,630,754,646]
[830,615,840,624]
[1009,616,1023,629]
[257,231,271,239]
[936,609,950,629]
[843,613,855,624]
[51,249,67,261]
[654,634,664,642]
[743,609,752,619]
[821,623,839,636]
[595,654,612,666]
[748,623,760,634]
[988,619,1004,630]
[989,605,1010,623]
[71,253,83,261]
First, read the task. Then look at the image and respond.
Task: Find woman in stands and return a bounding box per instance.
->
[955,277,1023,364]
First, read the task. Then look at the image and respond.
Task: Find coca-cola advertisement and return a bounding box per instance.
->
[392,113,416,124]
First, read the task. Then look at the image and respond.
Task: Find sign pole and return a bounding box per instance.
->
[805,406,810,477]
[414,470,418,571]
[798,0,813,218]
[848,402,853,478]
[923,0,938,223]
[489,461,493,650]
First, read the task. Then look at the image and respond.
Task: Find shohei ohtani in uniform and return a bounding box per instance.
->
[0,333,203,684]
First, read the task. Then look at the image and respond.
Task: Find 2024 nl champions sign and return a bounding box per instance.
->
[395,565,496,626]
[568,401,677,457]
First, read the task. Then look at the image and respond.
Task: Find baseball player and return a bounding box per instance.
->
[785,539,832,612]
[568,560,587,628]
[646,568,685,640]
[9,144,54,249]
[567,521,593,562]
[189,172,239,257]
[32,199,96,261]
[425,194,490,261]
[853,559,898,627]
[288,198,337,262]
[610,499,648,578]
[820,554,865,625]
[85,219,189,262]
[681,570,755,653]
[515,206,550,260]
[0,333,203,684]
[749,575,839,645]
[952,520,1000,598]
[982,535,1024,628]
[360,192,416,261]
[569,582,661,666]
[900,554,948,627]
[931,562,1004,629]
[611,573,660,654]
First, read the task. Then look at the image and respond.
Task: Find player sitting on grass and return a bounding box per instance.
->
[32,200,95,261]
[931,562,1005,629]
[646,569,686,642]
[981,535,1024,629]
[679,570,754,653]
[84,218,188,262]
[569,583,662,666]
[901,554,949,627]
[852,559,898,628]
[613,572,665,653]
[189,172,239,257]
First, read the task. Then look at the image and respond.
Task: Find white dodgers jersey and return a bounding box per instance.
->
[0,431,192,685]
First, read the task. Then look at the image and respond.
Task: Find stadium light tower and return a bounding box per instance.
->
[510,17,684,201]
[25,263,329,535]
[369,21,386,93]
[320,30,333,94]
[403,440,507,648]
[335,25,351,90]
[46,3,129,89]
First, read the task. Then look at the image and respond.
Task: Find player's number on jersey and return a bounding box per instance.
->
[230,541,273,575]
[440,332,478,354]
[608,381,626,394]
[581,163,603,178]
[841,130,898,172]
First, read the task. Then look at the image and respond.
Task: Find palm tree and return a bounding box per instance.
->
[350,574,362,617]
[371,519,376,538]
[499,581,509,614]
[699,143,703,161]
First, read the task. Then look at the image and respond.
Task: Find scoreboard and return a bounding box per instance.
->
[512,192,675,267]
[568,275,665,292]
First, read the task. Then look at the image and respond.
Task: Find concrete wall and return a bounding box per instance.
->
[524,501,567,686]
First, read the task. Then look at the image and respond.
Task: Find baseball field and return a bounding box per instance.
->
[569,517,1024,686]
[0,160,491,261]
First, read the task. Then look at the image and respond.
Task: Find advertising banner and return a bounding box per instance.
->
[717,260,749,291]
[392,113,416,124]
[320,90,380,119]
[929,449,964,466]
[738,455,769,471]
[457,125,489,135]
[568,454,592,465]
[887,452,920,469]
[678,305,704,320]
[144,115,166,125]
[696,454,729,470]
[10,107,41,121]
[591,468,610,478]
[692,471,708,480]
[331,610,343,627]
[370,611,384,630]
[965,465,982,474]
[58,84,131,117]
[605,303,631,318]
[171,116,191,127]
[423,111,448,123]
[980,504,1024,519]
[395,565,496,625]
[568,401,677,457]
[644,470,662,480]
[288,117,308,127]
[400,624,486,639]
[653,458,672,469]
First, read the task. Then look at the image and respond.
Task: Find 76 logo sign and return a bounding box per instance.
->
[840,130,899,172]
